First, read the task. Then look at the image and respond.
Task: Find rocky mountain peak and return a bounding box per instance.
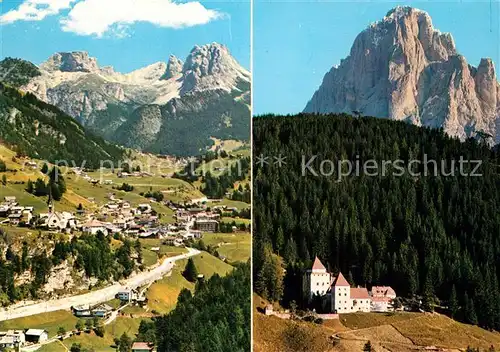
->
[304,7,500,143]
[385,5,425,20]
[41,51,103,73]
[362,6,456,62]
[180,42,250,95]
[161,55,183,80]
[182,43,232,76]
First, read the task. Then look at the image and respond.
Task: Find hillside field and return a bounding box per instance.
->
[253,295,500,352]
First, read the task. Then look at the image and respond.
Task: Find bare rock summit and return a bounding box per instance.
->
[304,6,500,142]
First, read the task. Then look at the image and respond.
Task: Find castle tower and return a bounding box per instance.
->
[302,257,333,303]
[331,272,351,313]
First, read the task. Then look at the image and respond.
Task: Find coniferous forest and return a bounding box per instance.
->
[253,113,500,330]
[155,262,251,351]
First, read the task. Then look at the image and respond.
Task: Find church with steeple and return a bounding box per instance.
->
[303,257,372,313]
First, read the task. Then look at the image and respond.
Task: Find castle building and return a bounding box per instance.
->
[303,257,373,313]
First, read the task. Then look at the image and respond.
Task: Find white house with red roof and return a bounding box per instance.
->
[370,286,397,312]
[304,257,392,313]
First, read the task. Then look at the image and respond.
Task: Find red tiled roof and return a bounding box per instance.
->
[371,286,396,297]
[371,296,391,302]
[132,342,152,351]
[350,287,370,299]
[333,272,350,287]
[312,256,326,271]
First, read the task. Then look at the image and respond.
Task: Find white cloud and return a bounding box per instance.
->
[60,0,223,37]
[0,0,75,24]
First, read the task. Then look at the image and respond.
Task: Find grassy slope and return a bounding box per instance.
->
[253,294,332,352]
[0,143,205,222]
[1,310,149,352]
[221,217,251,225]
[202,232,251,263]
[146,252,234,314]
[0,310,78,337]
[254,294,500,352]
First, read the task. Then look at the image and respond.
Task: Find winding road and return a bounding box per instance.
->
[0,247,200,322]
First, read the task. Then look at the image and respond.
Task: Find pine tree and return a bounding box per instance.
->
[464,292,478,325]
[283,237,298,265]
[75,320,83,332]
[26,179,34,194]
[5,246,14,262]
[363,341,372,352]
[449,284,459,319]
[422,275,435,312]
[34,178,47,196]
[51,182,62,201]
[347,271,355,287]
[118,332,132,352]
[275,227,284,254]
[41,163,49,174]
[183,258,199,282]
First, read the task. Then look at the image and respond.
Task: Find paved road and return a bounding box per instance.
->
[0,248,200,322]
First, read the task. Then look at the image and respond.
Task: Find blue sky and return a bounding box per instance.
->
[0,0,250,72]
[254,1,500,115]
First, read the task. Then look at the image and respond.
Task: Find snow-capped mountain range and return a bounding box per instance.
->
[304,6,500,143]
[16,43,250,155]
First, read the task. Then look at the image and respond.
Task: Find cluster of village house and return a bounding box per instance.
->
[303,257,397,313]
[72,288,147,319]
[0,328,154,351]
[0,192,241,244]
[70,162,182,183]
[0,288,154,349]
[0,329,48,349]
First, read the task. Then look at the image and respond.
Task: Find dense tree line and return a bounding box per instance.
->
[0,82,124,169]
[0,58,41,87]
[231,183,251,203]
[26,166,67,200]
[0,231,141,304]
[174,152,250,202]
[254,113,500,330]
[112,88,250,156]
[202,157,250,199]
[141,190,164,202]
[173,150,232,183]
[0,239,55,303]
[66,232,137,281]
[155,262,250,352]
[219,221,250,233]
[116,183,134,192]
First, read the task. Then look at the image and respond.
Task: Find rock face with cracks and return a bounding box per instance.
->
[305,6,500,142]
